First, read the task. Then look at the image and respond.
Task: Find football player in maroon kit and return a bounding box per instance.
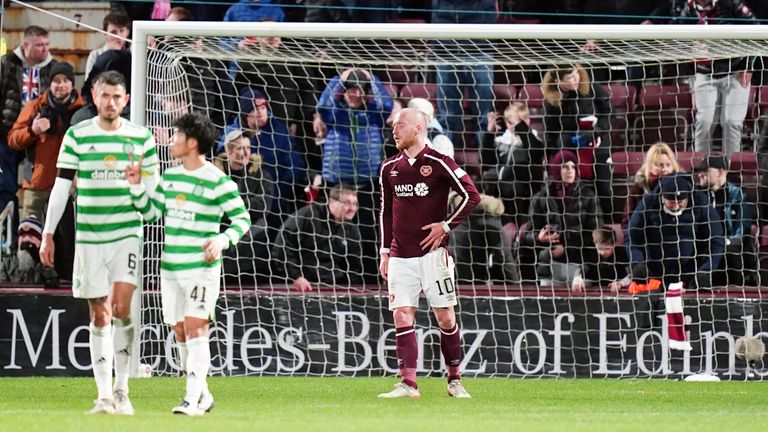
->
[377,108,481,399]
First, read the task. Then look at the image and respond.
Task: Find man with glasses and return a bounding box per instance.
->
[272,183,364,291]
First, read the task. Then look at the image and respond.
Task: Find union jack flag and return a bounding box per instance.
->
[22,67,40,103]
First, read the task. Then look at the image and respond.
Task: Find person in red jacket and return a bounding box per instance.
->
[8,61,84,220]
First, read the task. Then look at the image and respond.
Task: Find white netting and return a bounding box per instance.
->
[133,23,766,379]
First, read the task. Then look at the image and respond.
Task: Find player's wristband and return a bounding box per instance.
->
[440,221,451,234]
[379,248,390,255]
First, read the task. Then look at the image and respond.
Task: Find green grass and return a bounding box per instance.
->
[1,377,767,431]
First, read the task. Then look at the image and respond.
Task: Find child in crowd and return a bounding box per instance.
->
[571,226,630,294]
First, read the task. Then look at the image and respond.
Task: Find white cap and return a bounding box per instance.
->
[408,97,434,123]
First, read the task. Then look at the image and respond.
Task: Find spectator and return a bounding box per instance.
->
[382,98,404,158]
[315,67,393,280]
[304,0,398,23]
[694,155,757,286]
[166,6,193,22]
[542,64,614,213]
[481,102,545,224]
[215,130,274,228]
[235,27,321,170]
[215,130,274,284]
[431,0,496,147]
[272,183,364,291]
[572,226,631,294]
[627,173,725,289]
[407,97,454,157]
[525,149,603,287]
[84,13,131,80]
[621,142,680,229]
[759,123,768,229]
[8,62,85,220]
[450,187,520,285]
[1,25,56,137]
[673,0,757,156]
[73,50,132,125]
[219,88,305,222]
[224,0,286,23]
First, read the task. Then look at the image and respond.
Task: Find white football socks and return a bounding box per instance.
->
[178,339,211,399]
[184,336,210,404]
[113,318,134,393]
[89,323,114,401]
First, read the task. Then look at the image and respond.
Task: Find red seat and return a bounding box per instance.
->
[383,66,415,86]
[611,151,646,180]
[400,83,438,106]
[492,84,517,113]
[382,83,400,99]
[675,151,708,173]
[608,83,637,148]
[631,83,692,151]
[454,150,482,180]
[517,84,546,126]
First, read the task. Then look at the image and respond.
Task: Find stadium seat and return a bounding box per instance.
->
[382,83,400,99]
[454,150,482,180]
[607,83,637,148]
[675,151,708,173]
[517,84,545,118]
[630,83,692,151]
[611,151,646,181]
[400,83,438,106]
[492,84,517,113]
[382,65,415,86]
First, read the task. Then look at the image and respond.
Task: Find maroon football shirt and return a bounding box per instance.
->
[379,146,480,258]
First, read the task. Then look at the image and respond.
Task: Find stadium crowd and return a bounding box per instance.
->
[0,0,766,292]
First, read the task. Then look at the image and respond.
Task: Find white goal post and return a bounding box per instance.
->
[130,21,767,379]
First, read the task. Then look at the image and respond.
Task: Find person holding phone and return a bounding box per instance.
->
[524,150,604,287]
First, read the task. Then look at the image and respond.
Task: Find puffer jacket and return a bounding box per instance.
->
[0,47,56,135]
[316,74,393,184]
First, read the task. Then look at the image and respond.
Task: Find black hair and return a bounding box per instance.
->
[102,12,131,32]
[173,112,219,155]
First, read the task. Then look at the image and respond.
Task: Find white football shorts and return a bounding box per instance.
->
[386,247,457,310]
[72,236,140,299]
[160,267,221,325]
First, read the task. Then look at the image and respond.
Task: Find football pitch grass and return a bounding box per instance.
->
[1,377,767,431]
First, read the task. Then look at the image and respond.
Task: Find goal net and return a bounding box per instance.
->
[131,22,766,379]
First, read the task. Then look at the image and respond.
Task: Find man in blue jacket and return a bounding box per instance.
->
[627,173,725,290]
[316,68,393,282]
[219,88,305,228]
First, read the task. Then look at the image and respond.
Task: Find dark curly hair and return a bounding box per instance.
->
[173,112,219,156]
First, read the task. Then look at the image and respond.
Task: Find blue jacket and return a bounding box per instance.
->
[316,75,392,184]
[627,186,725,285]
[702,181,753,242]
[224,0,285,22]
